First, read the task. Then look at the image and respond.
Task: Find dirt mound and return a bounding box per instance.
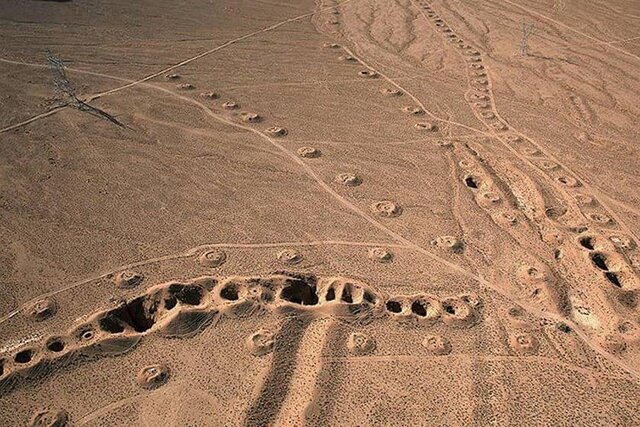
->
[368,247,394,263]
[346,332,376,355]
[276,249,303,265]
[358,70,378,78]
[536,159,559,170]
[114,270,144,289]
[371,201,402,218]
[401,106,424,115]
[380,88,403,96]
[431,235,464,253]
[421,334,452,355]
[556,176,580,187]
[588,212,612,224]
[28,408,69,427]
[246,329,275,356]
[297,147,321,158]
[222,101,239,109]
[476,190,502,208]
[136,364,170,389]
[198,249,227,268]
[338,54,358,63]
[27,297,57,321]
[335,173,362,186]
[440,297,478,328]
[200,91,219,99]
[240,112,261,123]
[508,333,539,354]
[414,122,437,131]
[265,126,288,137]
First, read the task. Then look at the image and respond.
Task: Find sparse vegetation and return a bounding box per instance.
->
[518,22,536,57]
[47,50,124,127]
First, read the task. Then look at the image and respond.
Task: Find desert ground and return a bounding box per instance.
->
[1,0,640,425]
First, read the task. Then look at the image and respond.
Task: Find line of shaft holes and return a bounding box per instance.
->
[385,299,433,317]
[46,337,65,353]
[579,235,622,288]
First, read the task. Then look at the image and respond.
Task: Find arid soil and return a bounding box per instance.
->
[1,0,640,425]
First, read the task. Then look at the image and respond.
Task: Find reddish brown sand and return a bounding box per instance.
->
[1,0,640,425]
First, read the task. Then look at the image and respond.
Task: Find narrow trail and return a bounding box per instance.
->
[75,393,146,426]
[243,316,312,427]
[0,105,67,134]
[601,35,640,46]
[209,75,423,91]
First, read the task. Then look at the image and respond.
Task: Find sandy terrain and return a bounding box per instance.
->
[1,0,640,425]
